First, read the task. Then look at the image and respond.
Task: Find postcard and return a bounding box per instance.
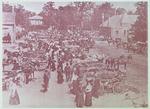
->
[1,0,148,108]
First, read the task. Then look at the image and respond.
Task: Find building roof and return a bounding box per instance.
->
[29,15,43,20]
[101,14,138,28]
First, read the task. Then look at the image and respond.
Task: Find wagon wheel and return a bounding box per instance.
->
[113,82,124,93]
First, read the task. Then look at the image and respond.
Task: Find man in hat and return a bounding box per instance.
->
[24,66,30,84]
[92,73,104,98]
[84,80,93,107]
[64,63,71,82]
[41,69,50,92]
[47,55,52,70]
[57,66,64,84]
[9,78,20,105]
[75,78,84,107]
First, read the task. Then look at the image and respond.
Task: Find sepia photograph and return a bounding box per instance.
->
[2,0,148,108]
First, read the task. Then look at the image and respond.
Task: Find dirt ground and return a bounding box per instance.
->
[92,40,148,107]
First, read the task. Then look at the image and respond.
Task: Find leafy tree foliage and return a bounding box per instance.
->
[116,8,127,15]
[91,2,115,30]
[130,2,147,42]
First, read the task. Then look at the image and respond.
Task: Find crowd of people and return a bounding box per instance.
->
[105,36,147,55]
[3,28,128,107]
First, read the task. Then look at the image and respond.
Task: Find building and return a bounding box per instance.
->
[101,14,138,42]
[3,7,16,43]
[29,15,43,25]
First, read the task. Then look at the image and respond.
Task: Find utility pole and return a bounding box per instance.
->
[12,5,16,43]
[102,13,104,27]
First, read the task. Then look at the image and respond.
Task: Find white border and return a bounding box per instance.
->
[0,0,149,109]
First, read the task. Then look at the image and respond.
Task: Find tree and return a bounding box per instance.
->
[116,8,127,15]
[40,2,57,27]
[3,3,12,12]
[130,2,147,42]
[15,4,35,28]
[99,2,114,19]
[15,4,26,26]
[58,5,77,30]
[71,2,95,29]
[91,2,114,29]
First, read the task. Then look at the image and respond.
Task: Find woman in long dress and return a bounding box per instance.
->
[57,66,64,84]
[70,73,78,95]
[84,81,93,107]
[92,78,100,98]
[75,83,84,107]
[9,79,20,105]
[41,70,50,92]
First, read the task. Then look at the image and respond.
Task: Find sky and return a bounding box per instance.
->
[3,0,138,14]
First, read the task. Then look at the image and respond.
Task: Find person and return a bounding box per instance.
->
[64,63,71,82]
[45,52,49,60]
[127,54,132,64]
[69,61,74,81]
[51,59,56,71]
[75,81,84,107]
[57,66,64,84]
[57,58,63,73]
[29,65,35,80]
[9,78,20,105]
[12,60,20,70]
[24,67,30,84]
[114,58,120,71]
[74,64,81,77]
[47,56,52,69]
[84,81,93,107]
[41,70,50,92]
[38,41,42,50]
[70,73,79,95]
[110,58,115,71]
[51,49,55,60]
[92,78,101,98]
